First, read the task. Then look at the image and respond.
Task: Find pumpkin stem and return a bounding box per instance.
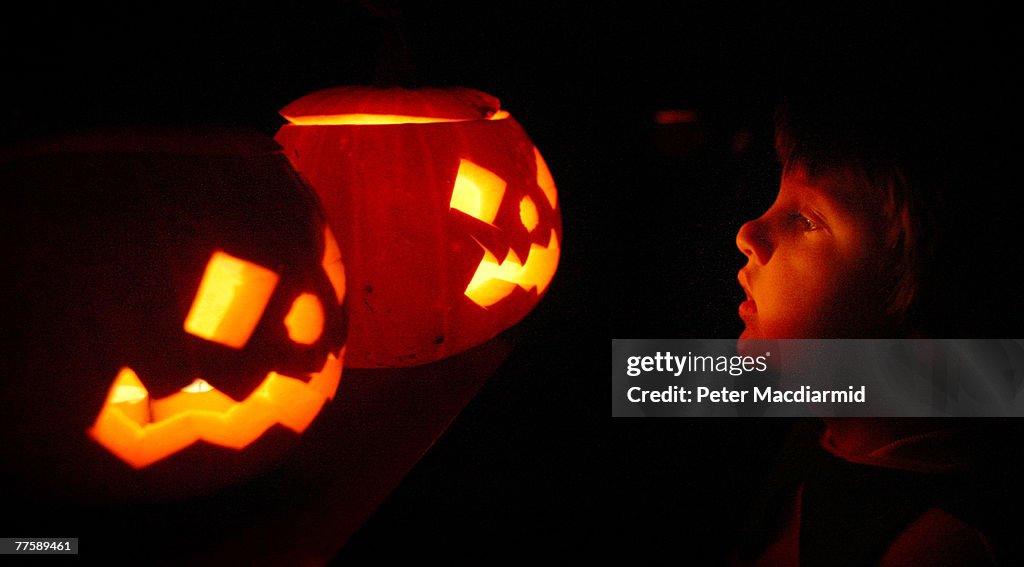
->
[359,0,419,88]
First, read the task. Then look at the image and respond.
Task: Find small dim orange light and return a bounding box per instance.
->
[654,109,699,125]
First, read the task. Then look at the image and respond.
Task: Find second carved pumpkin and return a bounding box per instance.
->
[275,86,562,367]
[4,128,347,502]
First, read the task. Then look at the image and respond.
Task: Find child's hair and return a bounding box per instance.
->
[770,64,1015,337]
[772,81,941,334]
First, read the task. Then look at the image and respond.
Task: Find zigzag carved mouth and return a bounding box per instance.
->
[464,229,560,308]
[89,348,344,469]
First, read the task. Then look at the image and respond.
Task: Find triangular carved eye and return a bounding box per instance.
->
[183,251,279,349]
[449,158,506,225]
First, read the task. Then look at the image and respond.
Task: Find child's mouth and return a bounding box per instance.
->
[738,271,757,318]
[739,298,758,319]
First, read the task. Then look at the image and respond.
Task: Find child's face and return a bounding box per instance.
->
[735,167,891,338]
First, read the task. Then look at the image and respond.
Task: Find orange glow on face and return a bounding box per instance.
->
[89,350,344,469]
[183,252,279,349]
[282,110,510,126]
[736,168,890,339]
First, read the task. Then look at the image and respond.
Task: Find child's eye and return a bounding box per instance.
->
[789,212,820,232]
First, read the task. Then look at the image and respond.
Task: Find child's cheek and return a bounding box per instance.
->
[754,266,826,338]
[760,252,855,338]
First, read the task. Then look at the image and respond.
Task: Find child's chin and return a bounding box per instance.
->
[737,328,767,357]
[739,325,761,340]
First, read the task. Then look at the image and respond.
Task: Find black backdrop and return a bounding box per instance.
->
[3,2,1017,563]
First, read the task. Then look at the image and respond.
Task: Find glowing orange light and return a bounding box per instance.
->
[91,240,348,469]
[448,158,560,308]
[464,229,560,308]
[449,159,507,224]
[183,251,279,349]
[273,86,563,367]
[520,195,539,232]
[282,110,510,126]
[284,293,325,345]
[89,350,344,469]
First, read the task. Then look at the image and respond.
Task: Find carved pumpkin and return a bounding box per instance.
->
[3,128,347,501]
[275,86,561,367]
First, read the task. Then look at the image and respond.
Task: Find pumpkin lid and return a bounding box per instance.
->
[279,86,507,125]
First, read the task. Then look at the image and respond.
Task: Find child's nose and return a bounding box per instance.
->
[736,218,771,265]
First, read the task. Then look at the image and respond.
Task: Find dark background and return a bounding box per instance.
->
[2,2,1017,563]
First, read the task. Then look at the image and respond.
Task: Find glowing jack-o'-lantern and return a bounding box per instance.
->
[90,242,345,469]
[4,128,347,500]
[275,86,562,367]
